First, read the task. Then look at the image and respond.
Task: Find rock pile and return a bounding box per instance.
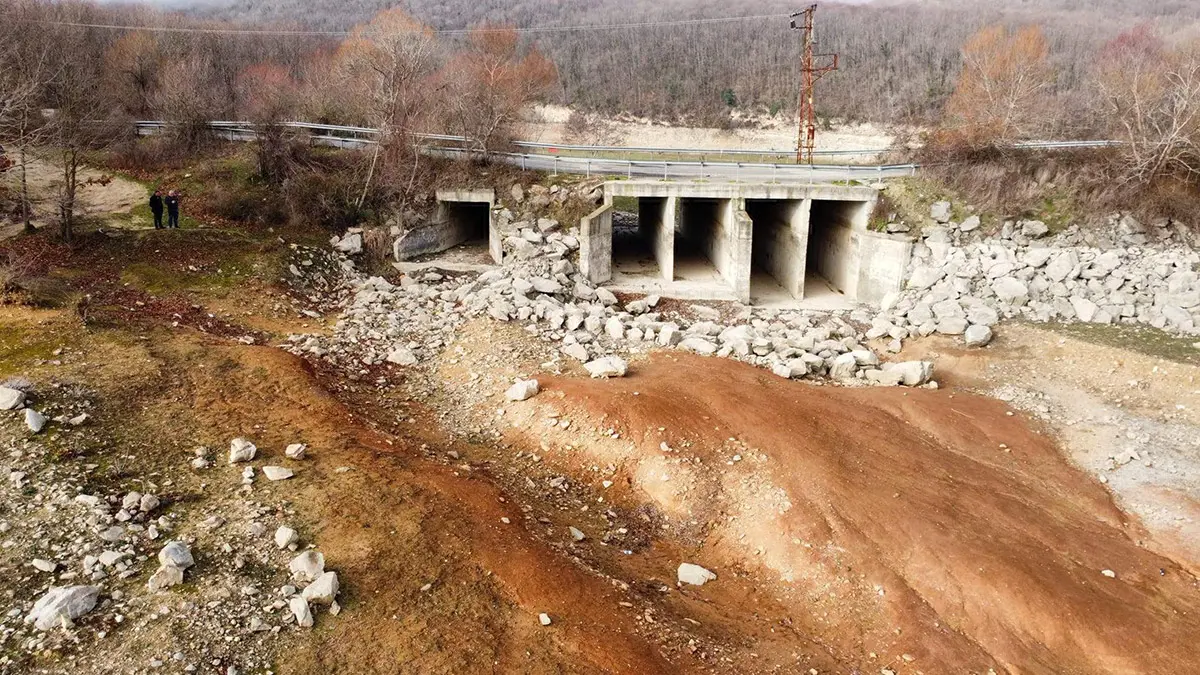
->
[884,210,1200,342]
[287,234,934,388]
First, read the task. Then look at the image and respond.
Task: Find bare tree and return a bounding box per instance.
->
[937,24,1057,150]
[0,46,53,234]
[334,8,442,197]
[45,39,123,245]
[237,62,301,182]
[443,26,557,156]
[1094,26,1200,184]
[153,54,225,151]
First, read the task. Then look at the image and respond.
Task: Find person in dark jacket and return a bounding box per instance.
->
[149,190,164,229]
[165,190,180,229]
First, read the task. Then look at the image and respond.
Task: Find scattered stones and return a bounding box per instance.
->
[538,613,552,626]
[285,443,307,460]
[568,526,586,542]
[677,563,717,586]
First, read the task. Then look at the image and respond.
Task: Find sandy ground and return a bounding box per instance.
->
[519,104,902,153]
[1,157,146,240]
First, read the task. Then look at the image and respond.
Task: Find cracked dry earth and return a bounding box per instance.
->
[3,272,1200,674]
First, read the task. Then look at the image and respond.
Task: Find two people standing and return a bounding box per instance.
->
[149,189,181,229]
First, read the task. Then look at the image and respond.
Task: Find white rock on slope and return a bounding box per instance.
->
[677,563,717,586]
[25,586,100,631]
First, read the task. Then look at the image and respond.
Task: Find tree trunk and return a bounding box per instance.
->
[19,145,32,234]
[59,149,78,246]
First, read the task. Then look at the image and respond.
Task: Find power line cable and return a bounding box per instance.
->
[20,12,789,37]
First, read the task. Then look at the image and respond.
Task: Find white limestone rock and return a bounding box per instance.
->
[147,564,184,591]
[584,356,628,378]
[301,571,339,605]
[289,551,325,583]
[289,595,314,628]
[964,324,993,347]
[884,361,934,386]
[930,201,952,224]
[158,541,194,570]
[25,586,100,631]
[678,337,717,355]
[0,386,25,411]
[992,277,1029,306]
[285,443,307,460]
[229,438,257,464]
[677,563,717,586]
[25,409,47,433]
[386,348,418,366]
[562,343,590,362]
[505,379,540,401]
[263,466,294,481]
[275,526,299,549]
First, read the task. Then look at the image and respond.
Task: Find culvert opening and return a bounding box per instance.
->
[746,198,805,302]
[416,200,491,264]
[441,201,490,247]
[611,197,664,280]
[676,197,731,287]
[808,199,868,298]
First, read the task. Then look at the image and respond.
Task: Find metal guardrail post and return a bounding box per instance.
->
[553,156,558,176]
[586,159,591,178]
[663,162,668,180]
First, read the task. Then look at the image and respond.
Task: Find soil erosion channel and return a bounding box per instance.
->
[509,353,1200,674]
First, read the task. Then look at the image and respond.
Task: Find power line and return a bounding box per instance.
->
[22,12,789,38]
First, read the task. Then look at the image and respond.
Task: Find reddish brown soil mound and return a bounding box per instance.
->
[537,352,1200,674]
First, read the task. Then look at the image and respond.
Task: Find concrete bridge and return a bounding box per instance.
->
[427,180,912,309]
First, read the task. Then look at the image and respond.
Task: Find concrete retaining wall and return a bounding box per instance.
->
[396,188,498,263]
[856,231,913,307]
[580,202,613,283]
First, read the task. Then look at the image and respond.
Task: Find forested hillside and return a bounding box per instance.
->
[188,0,1200,124]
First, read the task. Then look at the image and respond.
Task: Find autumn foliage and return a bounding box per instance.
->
[442,25,558,153]
[937,24,1055,150]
